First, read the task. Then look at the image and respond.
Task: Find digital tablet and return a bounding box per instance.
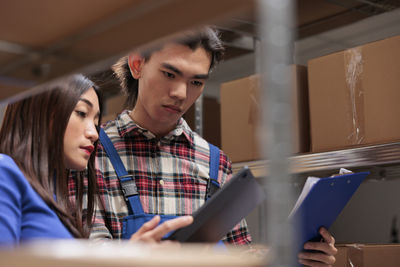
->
[166,166,265,243]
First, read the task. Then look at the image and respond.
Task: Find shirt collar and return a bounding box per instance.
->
[115,110,194,145]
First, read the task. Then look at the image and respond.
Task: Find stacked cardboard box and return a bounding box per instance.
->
[334,244,400,267]
[308,35,400,152]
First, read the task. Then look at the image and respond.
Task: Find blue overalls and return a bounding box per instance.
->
[99,128,223,241]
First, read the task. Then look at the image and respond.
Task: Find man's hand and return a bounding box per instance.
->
[129,215,193,243]
[298,227,337,267]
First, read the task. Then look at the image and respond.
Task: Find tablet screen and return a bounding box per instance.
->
[166,166,265,242]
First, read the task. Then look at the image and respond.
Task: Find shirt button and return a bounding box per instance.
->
[159,180,164,186]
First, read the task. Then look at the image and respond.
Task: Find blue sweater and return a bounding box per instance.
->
[0,154,72,247]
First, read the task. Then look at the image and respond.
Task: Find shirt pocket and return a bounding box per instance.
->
[181,175,208,196]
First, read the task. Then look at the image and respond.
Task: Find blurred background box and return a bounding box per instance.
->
[220,65,310,163]
[101,94,127,124]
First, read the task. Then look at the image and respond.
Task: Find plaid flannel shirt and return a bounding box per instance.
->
[88,110,251,245]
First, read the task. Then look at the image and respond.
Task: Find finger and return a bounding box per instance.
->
[130,215,161,241]
[151,216,193,241]
[298,251,336,266]
[304,241,338,256]
[319,227,335,245]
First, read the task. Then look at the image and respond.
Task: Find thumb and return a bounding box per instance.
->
[130,215,161,241]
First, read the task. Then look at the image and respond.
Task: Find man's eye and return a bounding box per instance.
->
[191,80,203,87]
[162,71,175,79]
[75,111,87,118]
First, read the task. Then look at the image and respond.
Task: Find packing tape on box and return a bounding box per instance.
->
[344,47,365,145]
[248,78,260,126]
[346,244,364,266]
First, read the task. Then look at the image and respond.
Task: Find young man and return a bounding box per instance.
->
[90,27,336,265]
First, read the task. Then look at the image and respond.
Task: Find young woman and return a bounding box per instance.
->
[0,74,192,247]
[0,74,102,244]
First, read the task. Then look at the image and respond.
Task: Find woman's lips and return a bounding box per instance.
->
[81,145,94,155]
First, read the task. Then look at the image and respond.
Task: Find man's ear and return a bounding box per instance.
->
[128,53,144,79]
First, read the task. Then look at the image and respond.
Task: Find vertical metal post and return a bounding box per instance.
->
[254,37,262,73]
[195,94,203,136]
[257,0,296,266]
[254,36,269,245]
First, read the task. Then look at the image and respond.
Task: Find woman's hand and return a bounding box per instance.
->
[129,215,193,243]
[297,227,338,267]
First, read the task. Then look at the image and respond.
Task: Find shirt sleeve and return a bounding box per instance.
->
[89,167,114,240]
[218,152,253,245]
[0,156,24,246]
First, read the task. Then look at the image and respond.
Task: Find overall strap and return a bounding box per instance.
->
[206,143,221,200]
[99,128,144,215]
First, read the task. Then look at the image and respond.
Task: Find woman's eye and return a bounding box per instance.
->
[75,111,87,118]
[162,71,175,79]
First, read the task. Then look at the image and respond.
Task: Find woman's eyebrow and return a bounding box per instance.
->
[78,98,93,107]
[79,98,101,118]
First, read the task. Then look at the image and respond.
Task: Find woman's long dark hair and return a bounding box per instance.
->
[0,74,102,238]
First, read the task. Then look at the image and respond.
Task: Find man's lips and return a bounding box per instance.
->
[163,105,182,113]
[81,145,94,155]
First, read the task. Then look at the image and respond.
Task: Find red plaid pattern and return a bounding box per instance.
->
[72,110,251,245]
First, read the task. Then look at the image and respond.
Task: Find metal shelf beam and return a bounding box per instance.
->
[232,142,400,177]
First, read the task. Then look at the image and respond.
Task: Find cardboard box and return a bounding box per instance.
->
[308,35,400,152]
[220,66,310,163]
[334,244,400,267]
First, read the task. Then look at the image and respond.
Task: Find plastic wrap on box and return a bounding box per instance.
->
[248,79,260,126]
[344,47,365,146]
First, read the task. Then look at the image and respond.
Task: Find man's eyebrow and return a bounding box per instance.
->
[161,63,209,80]
[192,73,209,80]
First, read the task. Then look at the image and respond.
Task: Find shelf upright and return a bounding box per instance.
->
[257,0,297,266]
[194,94,203,137]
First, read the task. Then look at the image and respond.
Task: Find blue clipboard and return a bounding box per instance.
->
[290,171,369,252]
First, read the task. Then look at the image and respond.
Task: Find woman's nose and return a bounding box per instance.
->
[86,123,99,143]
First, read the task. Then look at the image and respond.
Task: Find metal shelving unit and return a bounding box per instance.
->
[233,142,400,178]
[1,0,400,266]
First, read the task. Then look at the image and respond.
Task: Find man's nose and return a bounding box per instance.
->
[170,82,187,100]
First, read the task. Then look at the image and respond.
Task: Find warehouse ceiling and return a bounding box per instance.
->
[1,0,399,102]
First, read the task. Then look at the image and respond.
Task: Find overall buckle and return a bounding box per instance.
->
[120,175,138,201]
